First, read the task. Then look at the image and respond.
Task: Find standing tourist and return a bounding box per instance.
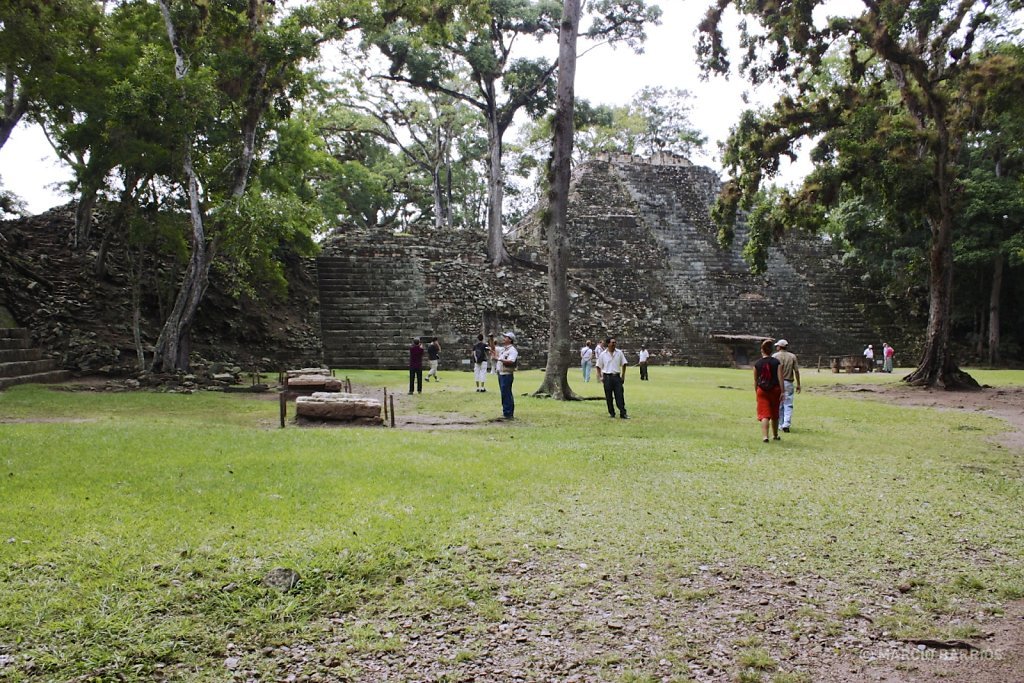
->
[426,337,442,381]
[883,342,895,373]
[597,337,629,419]
[580,340,595,383]
[496,332,519,420]
[408,338,425,395]
[754,339,784,442]
[471,334,489,392]
[863,344,875,372]
[638,344,650,381]
[772,339,801,433]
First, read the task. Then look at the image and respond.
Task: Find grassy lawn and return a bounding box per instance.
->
[1,366,1022,681]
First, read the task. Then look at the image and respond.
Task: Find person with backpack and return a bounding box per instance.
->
[753,338,784,442]
[471,333,490,392]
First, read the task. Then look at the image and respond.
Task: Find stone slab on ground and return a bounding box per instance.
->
[286,374,343,391]
[295,392,382,423]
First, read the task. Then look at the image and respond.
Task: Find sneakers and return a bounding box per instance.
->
[782,427,790,433]
[620,414,629,419]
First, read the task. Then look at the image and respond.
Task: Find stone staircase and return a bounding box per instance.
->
[0,328,70,390]
[317,252,434,369]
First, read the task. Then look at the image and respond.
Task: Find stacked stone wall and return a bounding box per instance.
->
[318,158,882,370]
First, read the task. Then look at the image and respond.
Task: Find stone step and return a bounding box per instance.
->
[0,369,71,391]
[0,348,42,363]
[0,328,30,340]
[0,358,61,378]
[0,336,32,350]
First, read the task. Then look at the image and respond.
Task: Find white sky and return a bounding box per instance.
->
[0,2,806,215]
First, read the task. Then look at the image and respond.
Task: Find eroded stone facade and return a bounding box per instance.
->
[318,156,881,370]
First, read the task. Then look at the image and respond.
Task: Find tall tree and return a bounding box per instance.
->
[534,0,581,399]
[372,0,659,266]
[698,0,1024,388]
[151,0,323,372]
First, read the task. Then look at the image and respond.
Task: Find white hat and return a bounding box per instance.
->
[775,339,788,348]
[503,331,516,342]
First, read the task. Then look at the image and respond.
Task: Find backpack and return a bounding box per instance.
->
[756,360,775,390]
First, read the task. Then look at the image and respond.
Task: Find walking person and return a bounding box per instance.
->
[594,339,606,382]
[471,334,489,392]
[580,340,595,383]
[496,332,519,420]
[863,344,875,372]
[638,344,650,381]
[883,342,895,373]
[597,337,629,419]
[408,338,425,394]
[754,339,784,442]
[426,337,442,381]
[772,339,801,432]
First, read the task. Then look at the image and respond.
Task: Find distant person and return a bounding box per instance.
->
[471,334,489,392]
[594,339,606,382]
[597,337,629,419]
[754,339,783,442]
[863,344,874,372]
[408,338,425,394]
[772,339,801,433]
[883,342,895,373]
[426,337,442,381]
[580,340,595,383]
[638,344,650,381]
[496,332,519,420]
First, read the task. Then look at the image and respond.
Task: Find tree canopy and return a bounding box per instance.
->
[698,0,1024,388]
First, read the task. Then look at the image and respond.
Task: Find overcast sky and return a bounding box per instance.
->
[0,1,803,215]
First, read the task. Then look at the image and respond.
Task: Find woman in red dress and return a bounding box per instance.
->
[753,339,784,443]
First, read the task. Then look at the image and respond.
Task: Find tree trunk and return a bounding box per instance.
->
[902,214,979,389]
[534,0,581,400]
[151,0,211,373]
[485,113,511,266]
[151,148,209,373]
[987,250,1003,366]
[74,182,100,249]
[0,70,28,151]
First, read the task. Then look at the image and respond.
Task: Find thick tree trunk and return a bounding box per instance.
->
[902,216,979,389]
[534,0,581,400]
[485,114,511,266]
[74,182,100,249]
[987,251,1003,366]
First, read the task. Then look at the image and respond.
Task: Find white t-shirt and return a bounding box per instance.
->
[580,346,594,362]
[497,344,519,375]
[638,349,649,363]
[597,348,628,374]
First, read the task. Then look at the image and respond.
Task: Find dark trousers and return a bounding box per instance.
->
[603,373,626,417]
[498,373,515,417]
[639,363,648,380]
[409,367,422,393]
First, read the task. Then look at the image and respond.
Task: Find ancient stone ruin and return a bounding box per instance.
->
[317,155,881,369]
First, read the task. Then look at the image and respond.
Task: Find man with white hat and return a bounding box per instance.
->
[496,332,519,420]
[772,339,801,433]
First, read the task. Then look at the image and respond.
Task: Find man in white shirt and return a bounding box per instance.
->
[638,345,650,381]
[863,344,875,372]
[596,337,629,419]
[496,332,519,420]
[580,340,595,383]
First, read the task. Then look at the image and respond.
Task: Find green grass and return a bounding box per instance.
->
[1,366,1023,681]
